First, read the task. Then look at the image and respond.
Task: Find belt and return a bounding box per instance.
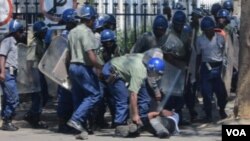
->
[5,66,18,75]
[208,62,222,68]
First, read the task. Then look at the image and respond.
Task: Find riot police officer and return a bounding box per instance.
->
[66,5,102,140]
[24,21,49,129]
[57,8,78,133]
[0,20,24,131]
[196,17,228,122]
[131,15,168,53]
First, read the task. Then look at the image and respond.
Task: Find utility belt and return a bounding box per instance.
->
[6,66,18,76]
[203,62,222,70]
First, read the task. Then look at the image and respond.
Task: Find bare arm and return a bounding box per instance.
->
[0,55,6,82]
[147,112,160,120]
[87,50,103,69]
[130,91,141,124]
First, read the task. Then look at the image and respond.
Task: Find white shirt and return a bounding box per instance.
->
[0,36,18,68]
[196,33,225,62]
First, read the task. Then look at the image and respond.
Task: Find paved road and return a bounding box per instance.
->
[0,95,238,141]
[0,122,222,141]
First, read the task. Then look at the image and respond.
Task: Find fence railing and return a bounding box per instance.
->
[11,0,215,51]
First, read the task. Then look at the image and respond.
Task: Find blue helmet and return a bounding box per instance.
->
[200,16,215,31]
[216,9,230,22]
[62,8,78,23]
[223,1,234,12]
[9,20,23,33]
[94,15,109,30]
[172,11,186,25]
[33,21,48,33]
[79,5,97,20]
[100,29,116,42]
[153,15,168,31]
[211,3,222,16]
[190,8,204,17]
[147,58,165,75]
[107,14,116,25]
[175,3,186,10]
[183,23,192,33]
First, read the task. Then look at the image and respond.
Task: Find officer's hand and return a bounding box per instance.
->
[0,73,5,82]
[132,114,142,125]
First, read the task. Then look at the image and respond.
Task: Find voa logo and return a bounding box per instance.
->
[226,129,247,136]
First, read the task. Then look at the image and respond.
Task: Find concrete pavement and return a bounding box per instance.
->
[0,94,239,141]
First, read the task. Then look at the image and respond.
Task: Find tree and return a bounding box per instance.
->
[235,0,250,119]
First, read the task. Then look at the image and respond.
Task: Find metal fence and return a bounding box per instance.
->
[11,0,216,51]
[93,1,170,52]
[12,0,170,51]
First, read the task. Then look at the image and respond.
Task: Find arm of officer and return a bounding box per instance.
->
[130,91,141,124]
[129,76,145,125]
[0,39,11,82]
[0,55,6,81]
[87,50,103,69]
[87,50,103,78]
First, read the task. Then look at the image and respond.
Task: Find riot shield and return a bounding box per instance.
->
[17,43,41,94]
[232,33,239,71]
[161,33,185,59]
[159,61,186,97]
[38,36,71,90]
[142,48,163,64]
[222,33,238,96]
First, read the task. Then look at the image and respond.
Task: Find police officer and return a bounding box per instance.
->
[66,5,102,139]
[24,21,48,129]
[162,10,189,125]
[93,14,110,49]
[102,52,165,137]
[0,20,24,131]
[56,8,78,133]
[91,15,118,129]
[185,8,205,122]
[105,14,116,31]
[94,14,116,32]
[94,29,119,128]
[163,6,172,22]
[210,3,222,22]
[223,0,240,35]
[196,17,228,122]
[131,15,168,53]
[60,8,78,38]
[222,0,239,93]
[216,9,231,32]
[100,29,120,62]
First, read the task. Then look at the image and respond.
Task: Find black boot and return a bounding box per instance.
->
[202,111,213,123]
[24,113,48,129]
[219,109,228,119]
[1,119,19,131]
[58,118,80,134]
[189,109,198,122]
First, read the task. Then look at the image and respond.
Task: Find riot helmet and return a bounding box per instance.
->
[223,1,234,12]
[9,19,24,33]
[153,15,168,38]
[79,5,97,20]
